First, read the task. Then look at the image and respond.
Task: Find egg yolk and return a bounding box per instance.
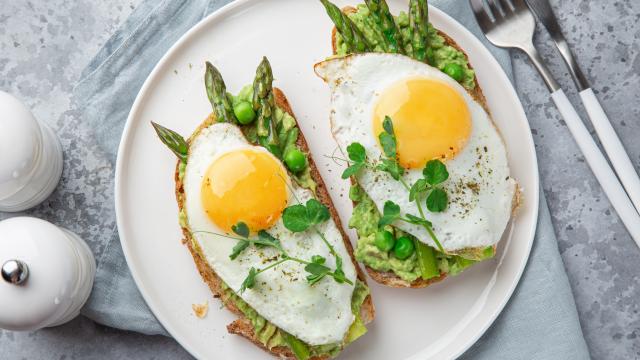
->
[201,149,288,233]
[373,78,472,169]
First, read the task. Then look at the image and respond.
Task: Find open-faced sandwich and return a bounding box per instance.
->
[152,57,374,360]
[315,0,520,288]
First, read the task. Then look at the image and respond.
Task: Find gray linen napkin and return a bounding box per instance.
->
[74,0,590,358]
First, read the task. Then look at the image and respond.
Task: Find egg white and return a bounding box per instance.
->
[315,53,517,251]
[183,122,357,345]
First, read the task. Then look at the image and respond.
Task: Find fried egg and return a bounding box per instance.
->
[315,53,518,251]
[183,122,357,345]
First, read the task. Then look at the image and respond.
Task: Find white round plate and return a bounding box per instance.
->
[115,1,539,359]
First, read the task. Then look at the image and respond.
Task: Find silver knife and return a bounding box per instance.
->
[526,0,640,214]
[525,0,588,90]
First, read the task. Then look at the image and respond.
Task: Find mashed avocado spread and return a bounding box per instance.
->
[186,235,368,360]
[349,185,494,283]
[230,85,316,193]
[335,4,476,90]
[218,279,369,359]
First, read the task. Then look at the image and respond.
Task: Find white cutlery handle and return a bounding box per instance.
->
[551,89,640,245]
[580,88,640,213]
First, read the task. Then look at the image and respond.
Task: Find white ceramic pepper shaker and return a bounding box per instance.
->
[0,91,63,212]
[0,217,95,331]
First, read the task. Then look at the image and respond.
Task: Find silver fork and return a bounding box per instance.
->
[526,0,640,222]
[469,0,640,245]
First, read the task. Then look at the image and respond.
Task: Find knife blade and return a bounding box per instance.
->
[525,0,589,90]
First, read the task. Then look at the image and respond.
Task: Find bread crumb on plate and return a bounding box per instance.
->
[192,301,209,319]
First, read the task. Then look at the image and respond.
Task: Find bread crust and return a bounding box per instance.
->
[174,88,374,359]
[330,6,511,289]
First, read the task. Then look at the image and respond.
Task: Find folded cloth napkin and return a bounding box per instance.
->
[74,0,590,357]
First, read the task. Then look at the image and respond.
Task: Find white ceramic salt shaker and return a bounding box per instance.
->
[0,217,95,331]
[0,91,63,212]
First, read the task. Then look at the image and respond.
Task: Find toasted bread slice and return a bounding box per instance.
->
[330,6,516,289]
[175,88,374,359]
[332,6,488,109]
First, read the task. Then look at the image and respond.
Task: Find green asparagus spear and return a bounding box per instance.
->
[252,57,280,157]
[409,0,430,63]
[204,62,237,123]
[320,0,371,53]
[365,0,405,54]
[414,239,440,280]
[151,122,188,162]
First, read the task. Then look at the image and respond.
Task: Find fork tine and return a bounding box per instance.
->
[469,0,495,32]
[487,0,504,20]
[495,0,514,12]
[510,0,529,12]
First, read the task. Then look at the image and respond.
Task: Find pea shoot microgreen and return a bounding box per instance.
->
[378,200,401,227]
[221,197,351,294]
[330,115,451,253]
[375,117,405,181]
[426,188,448,213]
[282,198,349,285]
[341,143,367,179]
[282,199,330,232]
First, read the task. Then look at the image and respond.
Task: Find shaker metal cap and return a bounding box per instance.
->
[0,217,79,331]
[1,259,29,285]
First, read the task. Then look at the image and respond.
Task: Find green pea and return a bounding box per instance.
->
[374,230,395,252]
[443,63,464,82]
[284,149,307,173]
[233,101,256,124]
[393,236,415,260]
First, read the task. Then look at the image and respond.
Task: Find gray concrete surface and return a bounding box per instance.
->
[0,0,638,359]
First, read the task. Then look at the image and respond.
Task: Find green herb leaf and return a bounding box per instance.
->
[379,116,398,159]
[305,262,330,285]
[151,122,188,162]
[282,204,309,232]
[378,200,401,227]
[240,267,257,294]
[409,178,428,201]
[282,199,330,233]
[377,159,404,180]
[423,159,449,185]
[342,163,364,179]
[426,188,448,212]
[311,255,326,264]
[405,213,432,227]
[379,132,397,159]
[305,262,330,275]
[256,230,278,243]
[333,269,346,284]
[382,116,395,135]
[347,142,366,163]
[306,199,330,225]
[229,240,250,260]
[332,256,346,284]
[231,222,250,238]
[257,230,282,250]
